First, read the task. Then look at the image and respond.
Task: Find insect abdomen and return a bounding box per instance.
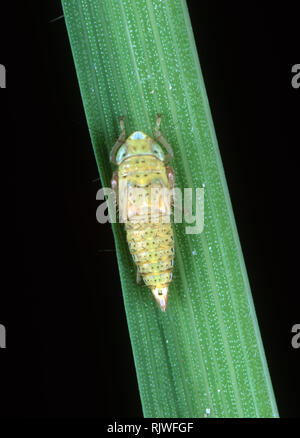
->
[126,221,174,308]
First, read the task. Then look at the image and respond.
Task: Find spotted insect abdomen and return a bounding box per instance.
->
[126,221,174,289]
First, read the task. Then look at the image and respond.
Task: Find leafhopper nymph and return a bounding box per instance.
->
[110,114,175,311]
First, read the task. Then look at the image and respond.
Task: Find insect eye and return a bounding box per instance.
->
[116,145,127,163]
[152,143,164,160]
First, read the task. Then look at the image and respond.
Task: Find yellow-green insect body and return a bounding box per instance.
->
[110,115,175,311]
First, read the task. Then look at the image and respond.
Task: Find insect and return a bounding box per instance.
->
[110,114,175,311]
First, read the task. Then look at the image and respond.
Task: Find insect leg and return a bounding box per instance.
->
[166,166,175,189]
[119,115,125,131]
[111,170,119,206]
[136,269,142,285]
[154,113,174,163]
[109,116,126,164]
[166,165,175,205]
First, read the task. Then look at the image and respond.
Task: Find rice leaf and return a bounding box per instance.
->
[61,0,278,418]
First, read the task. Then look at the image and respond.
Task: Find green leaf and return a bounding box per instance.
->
[61,0,278,418]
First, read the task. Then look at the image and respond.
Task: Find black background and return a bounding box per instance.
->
[0,0,299,418]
